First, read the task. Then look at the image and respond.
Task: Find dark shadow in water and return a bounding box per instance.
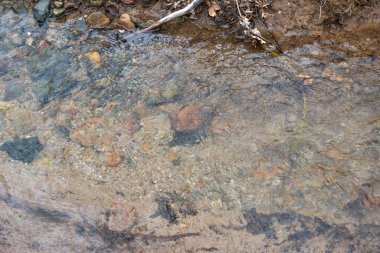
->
[242,208,380,252]
[0,193,70,223]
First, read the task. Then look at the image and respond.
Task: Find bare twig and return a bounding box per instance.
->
[318,0,328,19]
[235,0,269,45]
[129,0,204,37]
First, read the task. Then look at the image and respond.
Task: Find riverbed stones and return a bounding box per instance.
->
[33,0,51,23]
[0,137,43,163]
[86,12,110,28]
[118,13,135,30]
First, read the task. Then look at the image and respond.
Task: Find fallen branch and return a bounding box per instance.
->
[129,0,204,36]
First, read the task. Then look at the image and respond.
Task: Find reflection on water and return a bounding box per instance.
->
[0,10,379,252]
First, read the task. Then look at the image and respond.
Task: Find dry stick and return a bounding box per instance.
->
[234,0,271,45]
[128,0,204,37]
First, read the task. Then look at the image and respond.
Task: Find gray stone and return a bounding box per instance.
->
[33,0,51,23]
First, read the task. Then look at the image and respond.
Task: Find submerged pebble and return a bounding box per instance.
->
[0,137,43,163]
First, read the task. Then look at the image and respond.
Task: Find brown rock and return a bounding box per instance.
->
[171,104,204,132]
[86,12,110,28]
[106,150,122,167]
[118,13,135,30]
[108,203,136,232]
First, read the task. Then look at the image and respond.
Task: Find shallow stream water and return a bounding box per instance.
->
[0,10,379,252]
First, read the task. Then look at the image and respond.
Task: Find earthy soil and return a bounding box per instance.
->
[2,0,379,48]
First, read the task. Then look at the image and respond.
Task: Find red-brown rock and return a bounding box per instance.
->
[171,104,204,132]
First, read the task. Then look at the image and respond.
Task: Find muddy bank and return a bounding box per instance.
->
[1,0,379,50]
